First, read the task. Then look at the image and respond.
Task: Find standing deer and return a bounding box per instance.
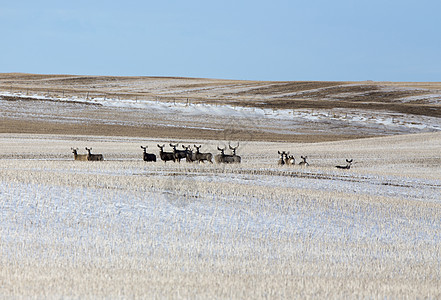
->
[170,143,187,163]
[278,151,287,165]
[215,146,226,164]
[215,144,241,164]
[336,159,353,169]
[228,143,241,163]
[71,147,88,161]
[157,144,175,163]
[140,146,156,162]
[299,156,309,166]
[285,151,296,165]
[182,145,197,163]
[85,147,104,161]
[194,145,213,163]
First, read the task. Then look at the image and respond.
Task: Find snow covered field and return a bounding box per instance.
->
[1,133,440,298]
[1,90,440,138]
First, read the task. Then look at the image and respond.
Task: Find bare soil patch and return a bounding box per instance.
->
[0,119,363,143]
[230,81,345,96]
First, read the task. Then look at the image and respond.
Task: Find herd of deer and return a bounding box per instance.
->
[71,147,104,161]
[277,151,353,169]
[72,145,353,169]
[277,151,308,166]
[157,143,220,163]
[71,143,241,164]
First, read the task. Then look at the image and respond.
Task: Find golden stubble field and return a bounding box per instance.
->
[1,74,441,298]
[0,132,440,298]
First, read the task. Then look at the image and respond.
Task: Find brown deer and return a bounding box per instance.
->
[215,144,241,164]
[228,143,241,163]
[194,145,213,163]
[285,151,296,165]
[278,151,287,165]
[336,159,353,169]
[299,156,309,166]
[157,144,175,163]
[140,146,156,162]
[71,147,88,161]
[85,147,104,161]
[170,143,187,163]
[182,145,197,162]
[278,151,295,166]
[286,155,295,165]
[215,146,226,164]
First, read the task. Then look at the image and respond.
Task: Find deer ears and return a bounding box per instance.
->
[141,146,147,149]
[346,159,353,163]
[228,142,239,149]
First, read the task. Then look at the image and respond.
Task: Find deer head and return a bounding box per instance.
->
[229,143,239,155]
[182,145,192,152]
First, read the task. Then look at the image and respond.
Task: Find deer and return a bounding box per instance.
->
[285,152,296,165]
[170,143,187,163]
[194,145,213,163]
[182,145,197,163]
[278,151,287,165]
[228,143,241,163]
[85,147,104,161]
[214,146,226,164]
[71,147,88,161]
[140,146,156,162]
[336,159,353,169]
[278,151,295,166]
[215,144,241,164]
[157,144,175,163]
[299,156,309,166]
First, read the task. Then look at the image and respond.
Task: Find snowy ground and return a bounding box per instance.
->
[1,133,440,298]
[1,91,441,139]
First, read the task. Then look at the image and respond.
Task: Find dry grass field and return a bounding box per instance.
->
[1,73,440,141]
[1,74,441,298]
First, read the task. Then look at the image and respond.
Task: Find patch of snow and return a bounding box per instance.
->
[1,91,440,134]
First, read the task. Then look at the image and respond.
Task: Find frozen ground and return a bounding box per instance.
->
[1,133,440,298]
[1,91,440,138]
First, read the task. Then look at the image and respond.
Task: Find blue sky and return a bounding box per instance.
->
[1,0,440,81]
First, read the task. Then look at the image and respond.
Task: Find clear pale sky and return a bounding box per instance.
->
[1,0,440,81]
